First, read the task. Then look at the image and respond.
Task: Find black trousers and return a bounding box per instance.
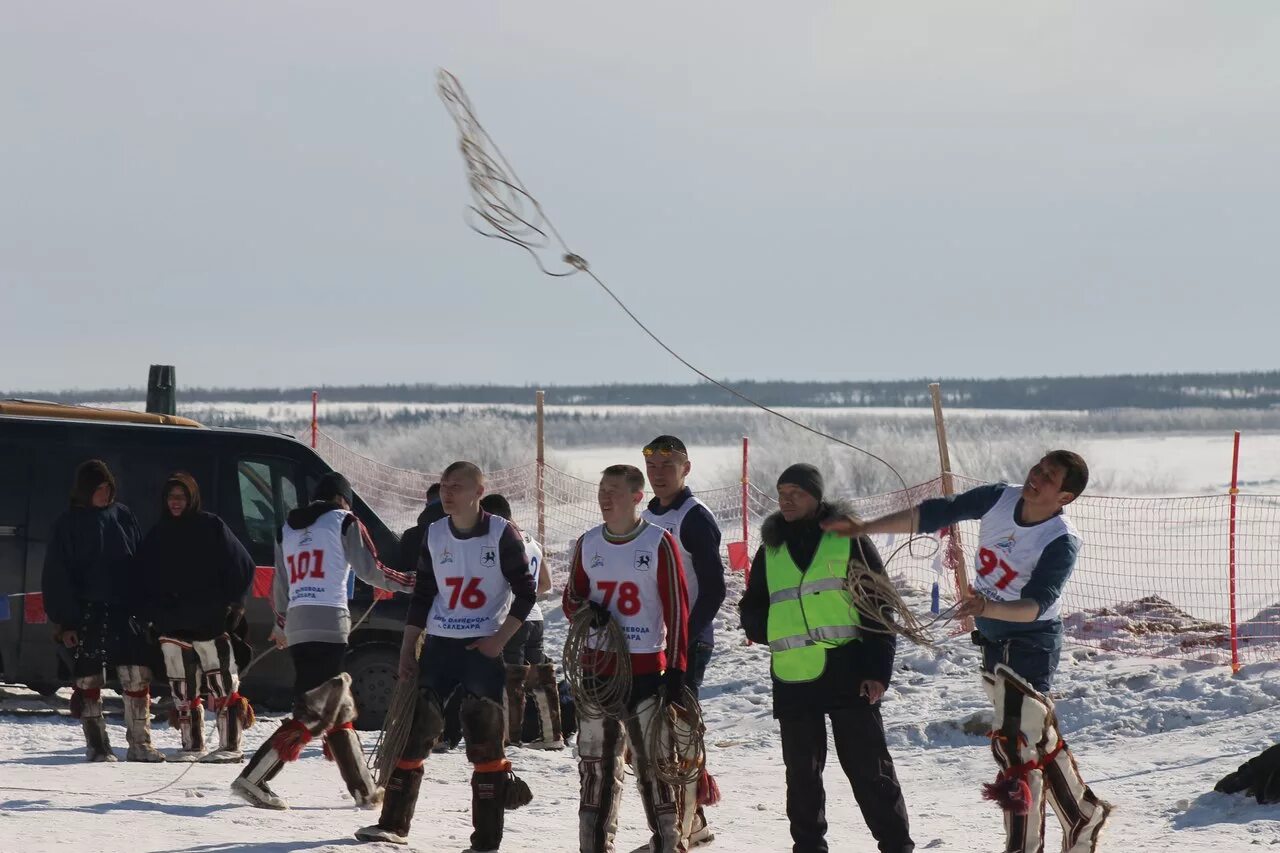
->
[778,702,914,853]
[501,619,546,665]
[290,641,347,697]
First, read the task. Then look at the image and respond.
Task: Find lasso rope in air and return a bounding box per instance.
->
[435,69,908,494]
[561,598,633,721]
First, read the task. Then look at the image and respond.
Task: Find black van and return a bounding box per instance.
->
[0,402,409,728]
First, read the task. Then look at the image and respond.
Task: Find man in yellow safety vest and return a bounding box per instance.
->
[738,463,913,853]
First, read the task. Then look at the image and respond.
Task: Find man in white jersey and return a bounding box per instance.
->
[357,461,536,851]
[824,451,1109,853]
[641,435,725,847]
[231,472,415,810]
[481,493,562,750]
[563,464,693,853]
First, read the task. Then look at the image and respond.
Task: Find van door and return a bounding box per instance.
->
[0,445,30,682]
[225,456,302,567]
[220,454,305,706]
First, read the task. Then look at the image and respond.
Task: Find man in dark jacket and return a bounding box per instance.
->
[41,459,162,762]
[397,482,443,573]
[136,472,256,762]
[738,464,913,853]
[399,482,466,751]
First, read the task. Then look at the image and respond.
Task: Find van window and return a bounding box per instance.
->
[236,458,301,553]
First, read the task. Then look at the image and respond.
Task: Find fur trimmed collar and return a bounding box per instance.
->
[761,498,858,549]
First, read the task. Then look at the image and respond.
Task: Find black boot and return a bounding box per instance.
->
[470,771,505,852]
[356,765,422,844]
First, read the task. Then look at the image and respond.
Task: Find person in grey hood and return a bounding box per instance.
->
[230,471,414,811]
[41,459,163,763]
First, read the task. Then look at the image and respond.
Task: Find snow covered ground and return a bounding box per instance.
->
[3,600,1280,852]
[6,405,1280,849]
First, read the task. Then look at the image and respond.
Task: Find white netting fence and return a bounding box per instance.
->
[317,430,1280,668]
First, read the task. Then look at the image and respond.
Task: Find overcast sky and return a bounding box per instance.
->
[3,2,1279,392]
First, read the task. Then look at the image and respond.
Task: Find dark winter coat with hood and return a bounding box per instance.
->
[41,460,144,629]
[398,499,445,573]
[738,499,897,717]
[135,472,255,640]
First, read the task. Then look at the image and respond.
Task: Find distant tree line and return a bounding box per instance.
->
[10,371,1280,410]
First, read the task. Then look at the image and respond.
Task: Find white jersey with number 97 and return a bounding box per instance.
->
[974,485,1077,621]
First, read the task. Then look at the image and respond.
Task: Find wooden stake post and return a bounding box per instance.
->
[930,383,973,631]
[536,390,546,548]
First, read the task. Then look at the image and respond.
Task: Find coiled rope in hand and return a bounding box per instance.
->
[644,687,706,788]
[844,538,960,649]
[561,599,632,721]
[368,631,424,787]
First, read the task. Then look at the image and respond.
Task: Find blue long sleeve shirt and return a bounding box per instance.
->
[916,483,1079,641]
[645,488,726,646]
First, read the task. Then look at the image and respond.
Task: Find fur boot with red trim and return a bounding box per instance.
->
[231,673,357,810]
[981,664,1110,853]
[202,692,254,764]
[119,665,165,762]
[324,721,383,807]
[167,697,206,761]
[72,674,116,762]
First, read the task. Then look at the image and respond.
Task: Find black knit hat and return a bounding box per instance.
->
[315,471,354,505]
[777,463,824,502]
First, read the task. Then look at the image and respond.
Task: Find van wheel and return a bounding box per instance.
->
[346,644,399,731]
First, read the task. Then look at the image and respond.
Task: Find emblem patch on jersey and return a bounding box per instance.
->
[634,551,652,571]
[440,547,454,564]
[299,531,313,546]
[591,553,605,569]
[995,534,1016,555]
[482,548,496,567]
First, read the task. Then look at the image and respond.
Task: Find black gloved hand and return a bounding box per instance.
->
[662,667,687,709]
[586,600,612,628]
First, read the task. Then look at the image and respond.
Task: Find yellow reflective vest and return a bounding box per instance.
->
[764,532,862,682]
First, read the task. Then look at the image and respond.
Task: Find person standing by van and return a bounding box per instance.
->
[136,472,256,762]
[42,459,164,762]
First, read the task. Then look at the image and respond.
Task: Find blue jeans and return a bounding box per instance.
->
[978,628,1062,693]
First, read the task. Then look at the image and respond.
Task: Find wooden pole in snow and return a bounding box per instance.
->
[931,383,973,631]
[536,389,546,548]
